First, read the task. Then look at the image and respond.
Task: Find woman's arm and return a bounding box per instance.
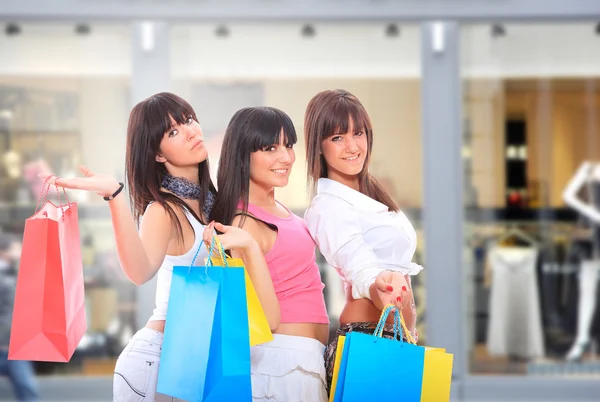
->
[305,196,411,311]
[563,162,600,223]
[126,201,173,284]
[41,167,172,285]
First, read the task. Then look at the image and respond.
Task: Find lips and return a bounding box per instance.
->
[271,168,289,175]
[343,154,360,161]
[191,140,204,150]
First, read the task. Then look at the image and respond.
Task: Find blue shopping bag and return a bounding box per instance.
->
[334,306,426,402]
[157,237,252,401]
[203,263,251,401]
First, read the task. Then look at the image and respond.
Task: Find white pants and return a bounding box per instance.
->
[114,329,327,402]
[251,334,328,402]
[113,328,183,402]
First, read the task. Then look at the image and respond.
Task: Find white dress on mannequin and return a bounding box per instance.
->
[486,246,545,359]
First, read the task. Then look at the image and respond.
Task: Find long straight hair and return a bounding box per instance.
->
[304,89,398,212]
[125,92,216,242]
[211,106,297,226]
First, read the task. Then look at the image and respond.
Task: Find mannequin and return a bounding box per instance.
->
[562,161,600,361]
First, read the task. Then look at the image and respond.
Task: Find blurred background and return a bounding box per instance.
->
[0,0,600,401]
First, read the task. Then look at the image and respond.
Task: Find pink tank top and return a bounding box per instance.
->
[241,202,329,324]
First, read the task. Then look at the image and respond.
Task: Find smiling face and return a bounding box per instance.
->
[304,89,374,190]
[212,106,298,225]
[250,129,296,190]
[320,117,368,186]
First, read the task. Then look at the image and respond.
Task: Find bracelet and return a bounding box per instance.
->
[103,182,124,201]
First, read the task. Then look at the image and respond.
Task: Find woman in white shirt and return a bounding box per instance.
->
[303,89,422,394]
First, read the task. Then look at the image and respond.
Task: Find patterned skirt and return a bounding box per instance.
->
[323,321,418,395]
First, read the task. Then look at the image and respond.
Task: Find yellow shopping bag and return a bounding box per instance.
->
[420,347,453,402]
[328,335,346,402]
[398,310,453,402]
[205,237,273,347]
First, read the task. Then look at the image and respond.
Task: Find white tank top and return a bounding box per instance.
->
[148,207,208,322]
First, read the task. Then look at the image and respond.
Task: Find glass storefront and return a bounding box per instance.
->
[1,11,600,402]
[462,23,600,377]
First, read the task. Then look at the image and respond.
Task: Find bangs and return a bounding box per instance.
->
[145,93,196,137]
[320,97,371,140]
[247,107,298,152]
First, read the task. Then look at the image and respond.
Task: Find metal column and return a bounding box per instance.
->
[420,21,465,398]
[131,21,171,329]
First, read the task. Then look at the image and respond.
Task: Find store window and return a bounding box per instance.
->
[171,23,427,339]
[0,23,132,376]
[462,23,600,376]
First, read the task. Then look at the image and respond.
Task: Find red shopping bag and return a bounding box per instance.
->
[9,183,87,362]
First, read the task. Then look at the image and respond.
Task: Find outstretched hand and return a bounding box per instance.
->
[372,271,413,312]
[38,165,122,199]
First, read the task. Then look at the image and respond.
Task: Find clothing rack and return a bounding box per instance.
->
[465,207,579,223]
[400,207,579,223]
[467,220,573,245]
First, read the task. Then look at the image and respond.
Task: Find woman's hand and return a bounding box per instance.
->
[371,271,413,312]
[38,165,121,199]
[202,221,258,254]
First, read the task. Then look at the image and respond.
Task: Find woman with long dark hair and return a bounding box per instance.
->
[41,92,276,401]
[303,89,422,394]
[209,106,329,402]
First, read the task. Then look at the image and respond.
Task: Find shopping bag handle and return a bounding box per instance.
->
[35,176,71,217]
[373,304,416,345]
[204,230,229,266]
[188,233,229,271]
[373,305,401,341]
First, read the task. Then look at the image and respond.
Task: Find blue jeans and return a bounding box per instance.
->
[0,349,40,401]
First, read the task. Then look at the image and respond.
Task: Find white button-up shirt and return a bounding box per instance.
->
[304,178,423,300]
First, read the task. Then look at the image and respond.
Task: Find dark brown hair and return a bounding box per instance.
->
[211,106,297,227]
[125,92,216,242]
[304,89,398,212]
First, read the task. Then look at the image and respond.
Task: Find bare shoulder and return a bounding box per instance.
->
[232,214,270,254]
[232,214,263,237]
[143,202,173,221]
[140,201,189,235]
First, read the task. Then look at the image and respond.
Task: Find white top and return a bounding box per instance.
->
[304,178,423,300]
[148,207,208,322]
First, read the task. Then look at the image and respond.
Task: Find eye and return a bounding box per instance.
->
[262,145,277,152]
[185,116,194,124]
[331,136,342,142]
[168,129,178,138]
[355,131,364,136]
[286,143,294,148]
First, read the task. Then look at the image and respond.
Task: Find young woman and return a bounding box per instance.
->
[303,89,422,393]
[40,92,276,402]
[209,106,329,402]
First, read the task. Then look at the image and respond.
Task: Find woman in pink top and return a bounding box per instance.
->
[209,106,329,402]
